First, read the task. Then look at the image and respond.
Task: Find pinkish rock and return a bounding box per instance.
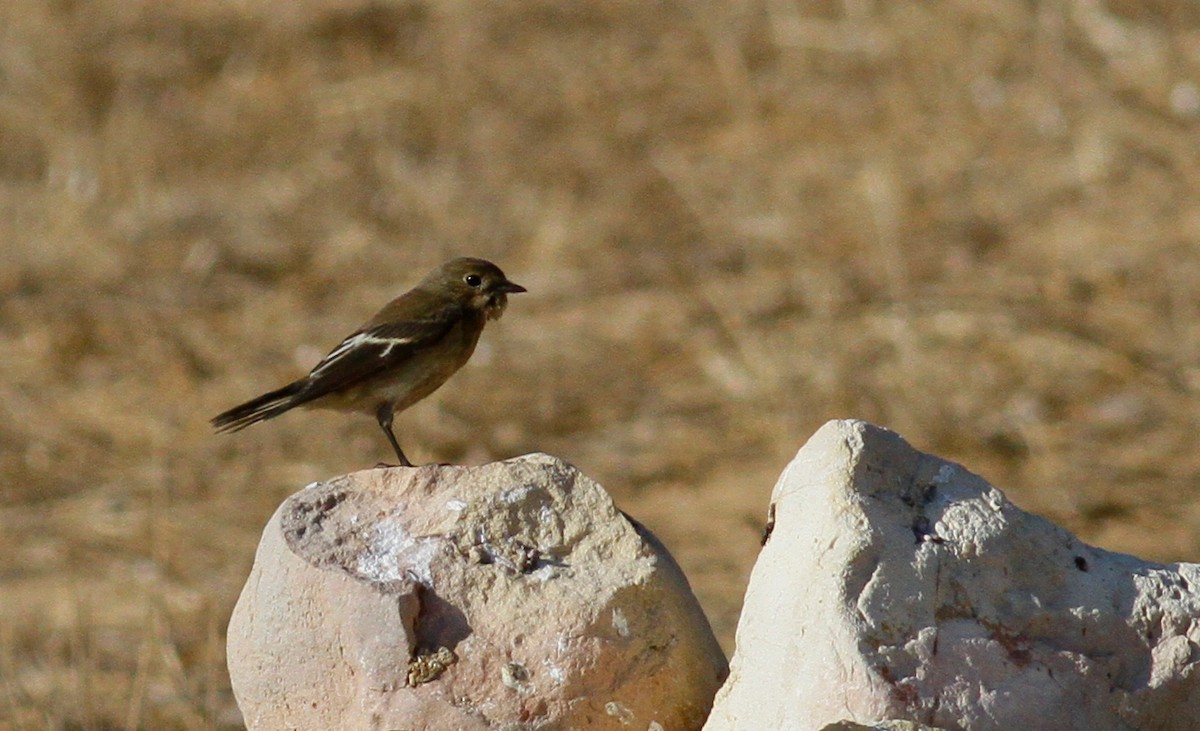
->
[705,420,1200,731]
[227,453,727,730]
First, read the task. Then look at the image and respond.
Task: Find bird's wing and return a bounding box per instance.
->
[298,304,461,400]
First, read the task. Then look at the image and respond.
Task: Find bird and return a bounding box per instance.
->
[212,257,526,466]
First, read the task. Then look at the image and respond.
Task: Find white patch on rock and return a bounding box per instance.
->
[612,608,631,638]
[498,484,535,504]
[542,659,566,685]
[605,700,634,724]
[352,528,441,585]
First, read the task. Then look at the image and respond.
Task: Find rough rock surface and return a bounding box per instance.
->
[820,722,946,731]
[705,420,1200,731]
[227,453,727,730]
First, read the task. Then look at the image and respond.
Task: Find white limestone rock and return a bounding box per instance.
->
[228,454,728,730]
[705,419,1200,731]
[820,722,946,731]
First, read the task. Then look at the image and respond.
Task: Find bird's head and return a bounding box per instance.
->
[435,257,527,320]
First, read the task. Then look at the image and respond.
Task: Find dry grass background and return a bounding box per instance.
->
[2,0,1200,728]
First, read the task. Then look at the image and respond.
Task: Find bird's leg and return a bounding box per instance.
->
[375,402,413,467]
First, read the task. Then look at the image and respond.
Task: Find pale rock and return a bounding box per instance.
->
[820,722,946,731]
[705,419,1200,731]
[227,453,727,730]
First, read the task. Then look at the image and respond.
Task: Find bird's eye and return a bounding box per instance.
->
[464,274,482,287]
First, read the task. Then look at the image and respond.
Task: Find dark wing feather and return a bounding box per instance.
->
[295,303,462,402]
[211,298,461,432]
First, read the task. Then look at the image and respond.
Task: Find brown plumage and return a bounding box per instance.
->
[212,257,526,466]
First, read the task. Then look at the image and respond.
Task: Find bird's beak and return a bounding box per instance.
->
[498,280,527,294]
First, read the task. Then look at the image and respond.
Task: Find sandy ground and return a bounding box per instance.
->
[3,1,1200,728]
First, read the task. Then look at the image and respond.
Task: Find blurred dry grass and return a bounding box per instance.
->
[3,0,1200,727]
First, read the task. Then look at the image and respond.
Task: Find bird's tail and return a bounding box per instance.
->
[211,381,308,433]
